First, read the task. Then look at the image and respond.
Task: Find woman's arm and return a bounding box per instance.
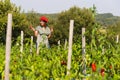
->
[47,34,51,39]
[47,27,54,39]
[30,26,35,32]
[30,26,38,37]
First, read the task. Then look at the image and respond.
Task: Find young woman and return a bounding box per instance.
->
[30,16,51,54]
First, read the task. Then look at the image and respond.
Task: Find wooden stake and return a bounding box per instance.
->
[64,39,67,50]
[57,40,61,49]
[82,27,86,79]
[30,36,33,53]
[58,40,60,46]
[5,13,12,80]
[67,20,74,75]
[102,46,105,54]
[116,35,119,43]
[36,35,39,54]
[20,31,24,53]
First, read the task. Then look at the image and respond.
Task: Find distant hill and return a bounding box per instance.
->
[26,12,120,26]
[95,13,120,26]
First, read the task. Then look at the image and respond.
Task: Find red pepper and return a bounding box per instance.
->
[61,60,67,65]
[109,65,112,69]
[91,63,96,72]
[100,68,105,77]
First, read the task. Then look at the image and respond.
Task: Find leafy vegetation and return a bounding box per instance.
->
[0,27,120,79]
[0,0,120,80]
[0,0,29,44]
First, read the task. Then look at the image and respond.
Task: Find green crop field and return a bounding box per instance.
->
[0,35,120,80]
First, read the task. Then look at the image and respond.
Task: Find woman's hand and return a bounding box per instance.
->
[30,25,35,32]
[47,34,51,39]
[50,27,53,33]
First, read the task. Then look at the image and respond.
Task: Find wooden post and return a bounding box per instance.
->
[30,36,33,53]
[64,39,67,50]
[20,31,24,53]
[58,40,60,46]
[57,40,60,49]
[116,35,119,43]
[36,35,39,54]
[67,20,74,75]
[102,46,105,54]
[82,27,86,79]
[5,13,12,80]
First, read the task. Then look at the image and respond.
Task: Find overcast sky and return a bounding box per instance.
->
[11,0,120,16]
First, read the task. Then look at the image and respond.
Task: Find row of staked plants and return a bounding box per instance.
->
[0,25,120,80]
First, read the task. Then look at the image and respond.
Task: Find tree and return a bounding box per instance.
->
[108,21,120,35]
[0,0,29,44]
[52,6,95,44]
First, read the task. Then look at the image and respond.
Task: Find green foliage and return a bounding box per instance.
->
[0,0,12,43]
[51,6,95,44]
[108,21,120,36]
[1,1,120,79]
[0,0,29,43]
[0,28,120,79]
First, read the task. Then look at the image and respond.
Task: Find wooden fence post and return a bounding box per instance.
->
[58,40,60,46]
[5,13,12,80]
[67,20,74,75]
[57,40,60,49]
[30,36,33,53]
[64,39,67,50]
[82,27,86,79]
[116,35,119,43]
[20,31,24,53]
[102,46,105,54]
[36,35,39,54]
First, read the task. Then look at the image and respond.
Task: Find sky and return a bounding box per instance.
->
[11,0,120,16]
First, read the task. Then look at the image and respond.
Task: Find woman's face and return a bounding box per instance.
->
[40,20,46,27]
